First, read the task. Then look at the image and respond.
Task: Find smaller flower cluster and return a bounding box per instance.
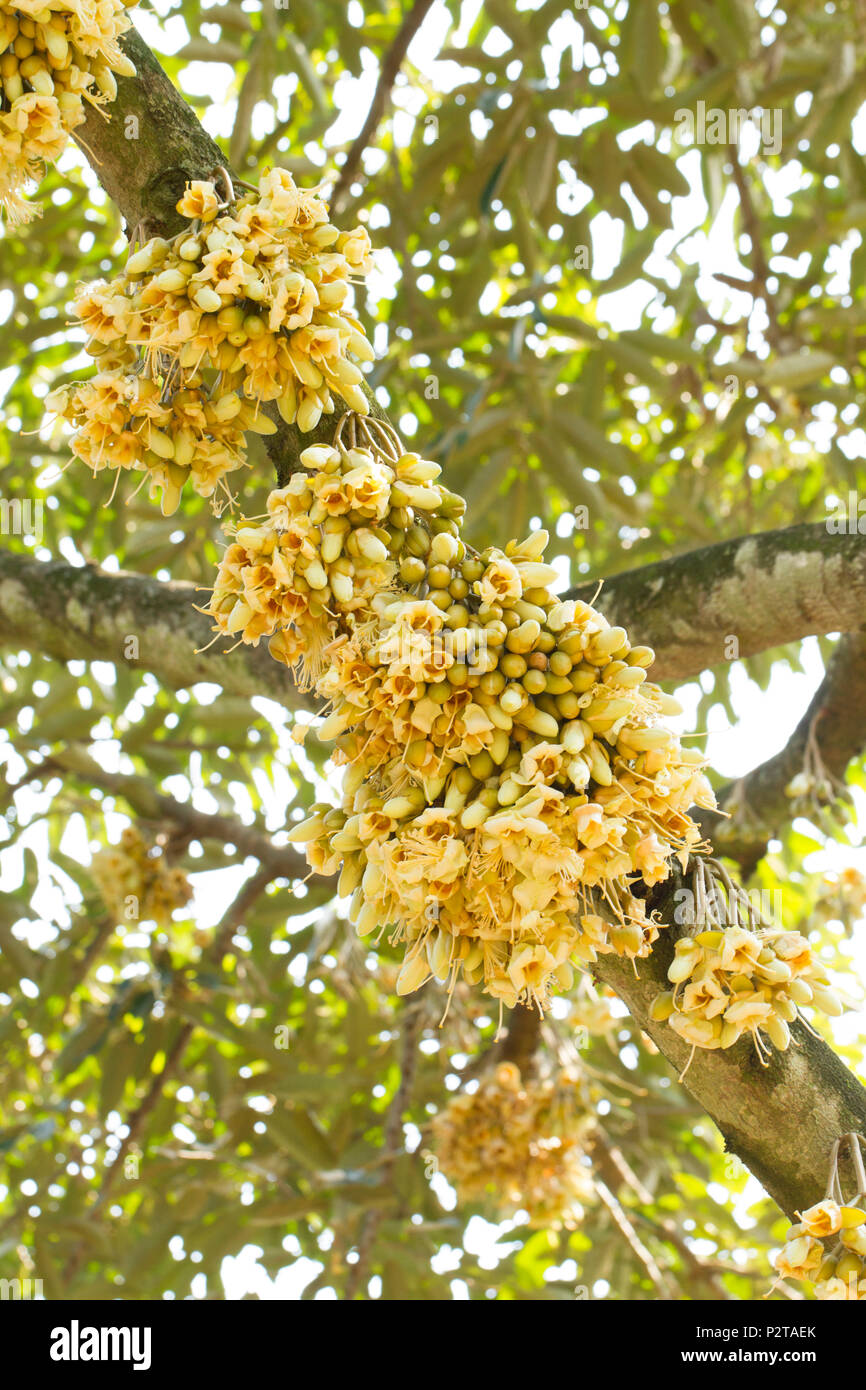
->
[48,375,274,515]
[90,826,193,928]
[567,977,619,1042]
[773,1200,866,1300]
[0,0,137,223]
[49,168,374,513]
[816,866,866,936]
[431,1061,595,1227]
[650,925,845,1063]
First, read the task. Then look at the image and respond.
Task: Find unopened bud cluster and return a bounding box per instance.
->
[213,418,716,1009]
[650,925,844,1063]
[48,168,374,514]
[773,1199,866,1300]
[0,0,137,223]
[90,825,192,928]
[431,1061,595,1226]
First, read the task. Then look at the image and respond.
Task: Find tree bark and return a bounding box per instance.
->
[0,550,306,705]
[570,523,866,680]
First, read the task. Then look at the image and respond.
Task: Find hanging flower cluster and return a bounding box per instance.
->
[90,826,193,928]
[204,413,716,1010]
[772,1134,866,1300]
[202,419,460,679]
[47,167,374,514]
[651,925,845,1066]
[0,0,137,223]
[431,1061,595,1226]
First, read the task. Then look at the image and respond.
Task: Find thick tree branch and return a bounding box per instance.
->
[701,631,866,874]
[570,524,866,680]
[0,550,307,707]
[593,868,866,1220]
[9,524,865,703]
[76,30,225,241]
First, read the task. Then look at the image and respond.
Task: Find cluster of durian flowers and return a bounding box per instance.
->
[0,0,137,224]
[816,866,866,936]
[772,1134,866,1300]
[431,1061,595,1226]
[202,416,465,680]
[211,412,717,1011]
[47,167,374,514]
[651,924,845,1069]
[90,825,193,928]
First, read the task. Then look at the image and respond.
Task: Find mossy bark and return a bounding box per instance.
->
[0,550,309,705]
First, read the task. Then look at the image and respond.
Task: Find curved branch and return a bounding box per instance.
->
[570,524,866,680]
[701,630,866,874]
[0,550,308,707]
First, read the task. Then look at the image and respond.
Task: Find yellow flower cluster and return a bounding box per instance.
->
[90,826,193,928]
[203,428,463,682]
[0,0,136,223]
[650,925,844,1064]
[773,1200,866,1300]
[431,1061,594,1226]
[211,417,716,1010]
[48,168,374,514]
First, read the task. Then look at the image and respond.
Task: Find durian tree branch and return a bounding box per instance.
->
[701,630,866,876]
[593,869,866,1221]
[0,550,308,706]
[9,528,866,711]
[75,29,226,243]
[570,524,866,681]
